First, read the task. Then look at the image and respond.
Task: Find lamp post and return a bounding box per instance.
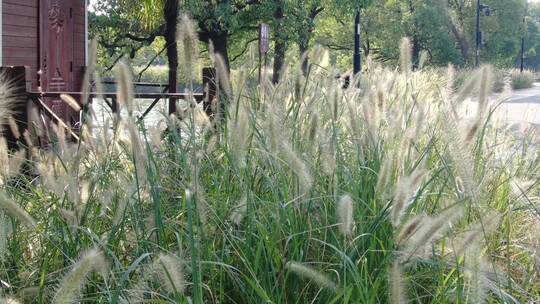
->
[520,2,527,72]
[354,10,361,76]
[475,0,491,66]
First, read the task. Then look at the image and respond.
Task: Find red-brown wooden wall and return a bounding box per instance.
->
[1,0,86,90]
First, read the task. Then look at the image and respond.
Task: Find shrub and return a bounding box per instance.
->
[511,69,535,90]
[454,67,506,93]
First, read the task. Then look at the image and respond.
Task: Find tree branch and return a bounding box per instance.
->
[103,54,124,74]
[322,43,353,51]
[137,45,168,81]
[125,24,165,43]
[309,6,324,19]
[230,37,258,62]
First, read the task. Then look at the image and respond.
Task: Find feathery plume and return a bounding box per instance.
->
[8,149,25,178]
[445,64,456,100]
[401,204,464,261]
[477,65,493,119]
[16,287,41,303]
[228,103,250,167]
[285,261,338,292]
[0,212,11,261]
[59,208,78,228]
[0,138,8,178]
[177,14,199,87]
[440,110,479,200]
[307,113,319,144]
[320,141,336,176]
[116,61,134,116]
[396,214,425,246]
[148,126,163,149]
[390,168,428,227]
[189,162,209,224]
[399,38,412,73]
[418,50,428,69]
[214,53,232,100]
[376,154,392,196]
[153,254,186,295]
[8,116,20,139]
[337,194,354,237]
[465,252,489,304]
[80,38,98,106]
[53,248,106,304]
[230,195,247,226]
[0,73,15,130]
[465,65,492,144]
[452,211,501,257]
[279,140,313,195]
[0,191,36,228]
[265,112,280,152]
[389,261,407,304]
[453,69,480,108]
[60,94,81,112]
[112,175,131,226]
[125,121,147,183]
[346,98,363,149]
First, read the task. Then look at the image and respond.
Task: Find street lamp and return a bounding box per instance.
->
[520,2,530,73]
[354,10,361,76]
[475,0,491,66]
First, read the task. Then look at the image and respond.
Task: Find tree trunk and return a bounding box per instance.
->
[412,36,421,68]
[363,34,371,58]
[450,22,470,64]
[164,0,179,115]
[272,5,286,84]
[299,6,322,76]
[409,0,420,69]
[206,31,230,120]
[273,40,286,84]
[299,39,309,76]
[212,32,231,73]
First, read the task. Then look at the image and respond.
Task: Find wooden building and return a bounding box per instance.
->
[1,0,88,129]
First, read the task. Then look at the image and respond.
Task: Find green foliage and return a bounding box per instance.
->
[480,0,526,67]
[92,0,540,74]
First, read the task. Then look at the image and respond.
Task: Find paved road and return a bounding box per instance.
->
[493,84,540,126]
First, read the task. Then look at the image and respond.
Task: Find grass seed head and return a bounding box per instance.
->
[285,261,338,293]
[0,191,36,228]
[401,204,464,261]
[228,102,250,167]
[337,194,354,237]
[399,38,412,73]
[279,140,313,195]
[230,195,247,226]
[53,248,106,304]
[60,94,81,112]
[7,116,20,139]
[177,14,199,83]
[0,74,15,132]
[154,254,186,295]
[389,260,407,304]
[116,61,134,116]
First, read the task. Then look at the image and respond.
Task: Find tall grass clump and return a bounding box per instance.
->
[510,69,535,90]
[0,22,539,303]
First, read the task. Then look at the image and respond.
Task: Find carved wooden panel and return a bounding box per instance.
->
[39,0,75,126]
